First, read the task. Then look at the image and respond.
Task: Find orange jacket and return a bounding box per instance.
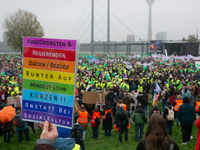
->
[195,101,200,112]
[91,112,101,124]
[123,104,127,111]
[103,109,113,120]
[78,111,88,123]
[174,99,183,112]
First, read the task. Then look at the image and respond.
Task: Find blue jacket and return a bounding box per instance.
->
[177,103,196,125]
[182,90,191,100]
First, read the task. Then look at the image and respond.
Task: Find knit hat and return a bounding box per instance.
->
[119,104,124,108]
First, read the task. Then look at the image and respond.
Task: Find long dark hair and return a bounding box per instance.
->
[145,113,170,150]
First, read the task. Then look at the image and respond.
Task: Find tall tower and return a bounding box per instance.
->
[146,0,155,41]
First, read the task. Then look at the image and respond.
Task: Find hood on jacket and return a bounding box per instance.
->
[135,108,145,113]
[54,138,76,150]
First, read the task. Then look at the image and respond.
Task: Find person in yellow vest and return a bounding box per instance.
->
[90,107,101,139]
[78,104,90,141]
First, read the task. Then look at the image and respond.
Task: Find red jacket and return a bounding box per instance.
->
[0,91,5,104]
[90,111,101,127]
[195,118,200,150]
[169,96,176,106]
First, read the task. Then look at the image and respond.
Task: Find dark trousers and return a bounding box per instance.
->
[166,120,173,135]
[181,124,193,143]
[28,124,36,134]
[105,129,111,137]
[4,130,11,143]
[19,128,30,142]
[92,125,99,139]
[119,126,128,143]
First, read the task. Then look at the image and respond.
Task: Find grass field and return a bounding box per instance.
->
[0,101,198,150]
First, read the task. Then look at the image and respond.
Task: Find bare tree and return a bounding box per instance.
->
[3,9,44,52]
[182,34,198,42]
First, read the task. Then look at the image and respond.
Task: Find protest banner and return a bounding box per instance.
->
[195,61,200,69]
[96,91,105,104]
[22,37,77,129]
[7,97,15,105]
[74,98,81,113]
[82,91,98,104]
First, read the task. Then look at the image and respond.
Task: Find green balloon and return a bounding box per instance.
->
[106,74,109,80]
[188,70,191,73]
[1,72,5,76]
[94,64,96,67]
[165,60,167,62]
[113,73,116,77]
[180,70,183,73]
[171,63,173,66]
[192,70,194,73]
[19,74,22,78]
[82,63,85,67]
[104,63,107,67]
[89,67,92,71]
[91,81,94,85]
[143,66,147,71]
[191,66,193,69]
[176,62,178,66]
[197,69,199,72]
[160,62,162,65]
[87,79,90,83]
[109,56,111,59]
[90,62,92,64]
[96,71,99,75]
[190,63,193,66]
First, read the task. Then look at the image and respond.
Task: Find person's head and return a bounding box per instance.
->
[124,93,128,98]
[94,107,100,112]
[118,100,123,104]
[145,113,169,150]
[17,110,21,114]
[138,103,142,108]
[183,96,190,103]
[153,103,158,108]
[166,100,171,106]
[80,104,85,111]
[119,104,124,108]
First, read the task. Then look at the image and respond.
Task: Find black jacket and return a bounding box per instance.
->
[115,108,129,127]
[102,105,113,130]
[137,94,145,108]
[149,107,161,118]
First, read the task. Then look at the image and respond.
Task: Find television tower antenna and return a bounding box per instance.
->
[146,0,155,41]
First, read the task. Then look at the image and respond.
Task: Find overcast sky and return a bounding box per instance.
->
[0,0,200,42]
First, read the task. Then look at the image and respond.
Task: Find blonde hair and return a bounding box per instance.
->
[153,103,158,107]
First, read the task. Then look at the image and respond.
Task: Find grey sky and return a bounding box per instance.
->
[0,0,200,42]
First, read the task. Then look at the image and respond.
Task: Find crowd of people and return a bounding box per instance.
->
[0,53,200,149]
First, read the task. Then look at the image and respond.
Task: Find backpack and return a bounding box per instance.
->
[195,86,198,95]
[16,117,25,128]
[118,111,125,122]
[165,91,170,99]
[71,126,83,145]
[166,106,174,121]
[105,110,112,121]
[95,116,100,124]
